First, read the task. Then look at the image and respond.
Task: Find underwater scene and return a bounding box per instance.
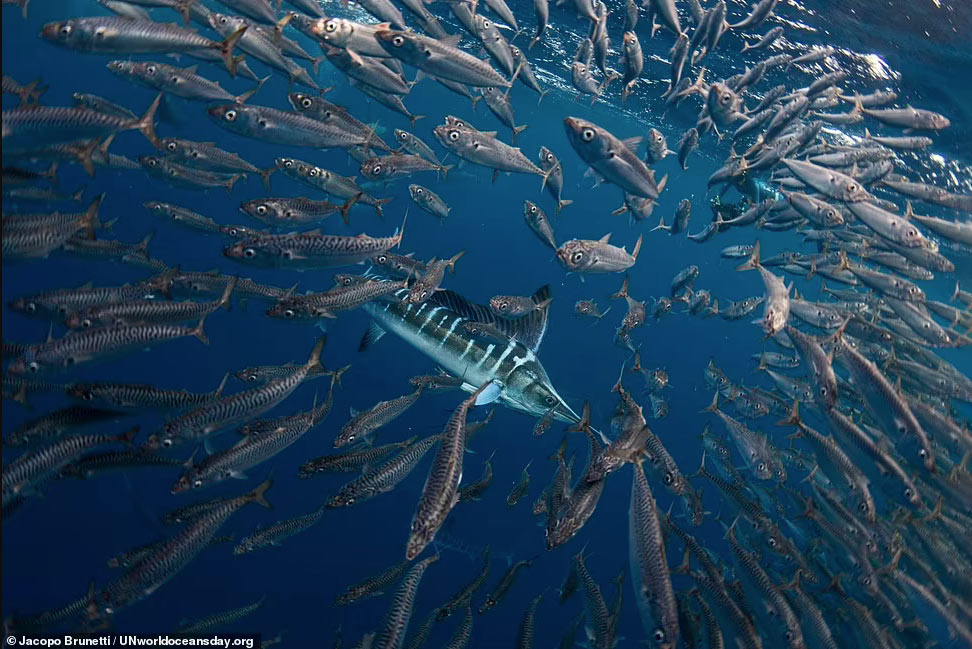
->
[2,0,971,647]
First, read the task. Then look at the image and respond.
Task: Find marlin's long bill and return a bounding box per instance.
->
[362,287,581,424]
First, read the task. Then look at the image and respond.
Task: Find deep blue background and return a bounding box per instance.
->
[2,0,971,646]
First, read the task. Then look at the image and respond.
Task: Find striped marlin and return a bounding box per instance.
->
[362,285,582,424]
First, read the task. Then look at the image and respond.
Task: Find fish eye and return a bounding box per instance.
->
[309,168,319,177]
[784,631,793,641]
[145,64,157,74]
[392,35,405,46]
[904,488,913,498]
[256,205,267,215]
[858,501,868,512]
[59,24,73,37]
[663,473,673,485]
[581,128,595,142]
[652,630,666,643]
[377,255,387,263]
[768,537,778,547]
[372,165,382,175]
[544,396,556,405]
[421,290,429,299]
[284,309,295,318]
[572,252,584,262]
[243,248,256,258]
[162,438,173,448]
[192,479,202,489]
[224,109,237,121]
[27,361,40,373]
[415,188,423,195]
[166,142,177,151]
[482,19,491,27]
[449,130,459,141]
[284,160,293,168]
[757,462,766,471]
[25,302,37,313]
[918,448,927,458]
[301,98,312,108]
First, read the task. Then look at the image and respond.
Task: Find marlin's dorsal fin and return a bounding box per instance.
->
[509,284,551,354]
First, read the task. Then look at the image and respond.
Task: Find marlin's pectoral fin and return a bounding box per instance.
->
[475,382,502,406]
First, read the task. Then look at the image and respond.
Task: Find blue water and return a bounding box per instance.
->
[3,0,971,647]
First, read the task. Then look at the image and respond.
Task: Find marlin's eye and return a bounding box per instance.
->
[301,98,312,108]
[224,110,237,121]
[581,128,595,142]
[544,396,556,406]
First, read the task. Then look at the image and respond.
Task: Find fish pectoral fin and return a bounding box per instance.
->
[474,381,503,406]
[229,471,249,480]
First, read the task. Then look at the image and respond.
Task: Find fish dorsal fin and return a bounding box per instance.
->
[429,289,498,325]
[599,233,612,244]
[439,34,462,48]
[512,284,551,353]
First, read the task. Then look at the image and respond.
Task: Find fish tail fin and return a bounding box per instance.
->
[447,250,466,274]
[631,233,643,261]
[224,174,241,193]
[76,139,100,177]
[736,239,761,271]
[221,25,248,77]
[192,314,210,345]
[650,213,668,232]
[610,273,630,300]
[566,401,591,433]
[329,364,351,387]
[470,94,481,111]
[777,400,801,427]
[237,76,269,105]
[305,335,327,376]
[258,166,276,191]
[136,93,163,148]
[217,276,237,311]
[394,208,408,248]
[409,114,425,129]
[701,390,719,414]
[80,193,106,240]
[556,199,573,214]
[340,193,361,226]
[248,478,273,508]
